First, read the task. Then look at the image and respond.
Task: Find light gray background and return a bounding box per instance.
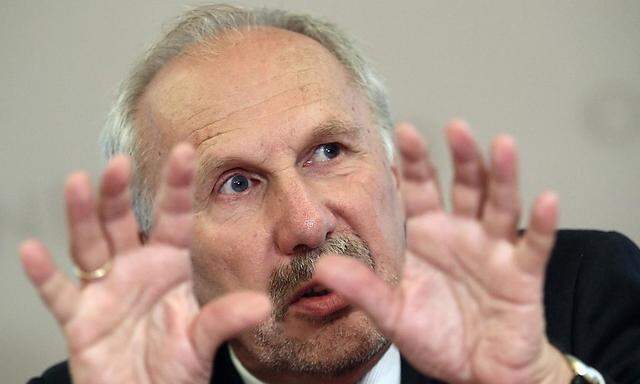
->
[1,1,638,382]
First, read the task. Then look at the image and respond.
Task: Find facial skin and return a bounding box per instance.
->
[136,27,407,383]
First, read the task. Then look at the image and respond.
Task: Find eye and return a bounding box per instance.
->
[219,174,253,195]
[309,143,342,163]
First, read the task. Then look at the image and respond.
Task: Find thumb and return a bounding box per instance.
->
[189,291,271,365]
[315,255,399,335]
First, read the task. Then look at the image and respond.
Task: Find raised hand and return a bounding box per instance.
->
[316,121,572,384]
[20,144,270,384]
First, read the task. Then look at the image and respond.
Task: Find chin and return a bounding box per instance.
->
[243,308,389,376]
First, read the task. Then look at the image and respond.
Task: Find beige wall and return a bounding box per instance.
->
[1,1,638,381]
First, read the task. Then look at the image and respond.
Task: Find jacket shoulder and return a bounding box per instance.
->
[27,348,243,384]
[27,361,70,384]
[544,229,640,383]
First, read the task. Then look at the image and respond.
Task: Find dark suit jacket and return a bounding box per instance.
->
[28,230,640,383]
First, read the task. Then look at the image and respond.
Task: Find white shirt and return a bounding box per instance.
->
[229,344,401,384]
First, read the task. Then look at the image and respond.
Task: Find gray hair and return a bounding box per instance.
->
[100,4,394,234]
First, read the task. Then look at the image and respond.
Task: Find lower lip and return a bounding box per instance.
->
[288,291,349,318]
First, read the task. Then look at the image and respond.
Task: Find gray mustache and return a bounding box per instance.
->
[268,233,375,321]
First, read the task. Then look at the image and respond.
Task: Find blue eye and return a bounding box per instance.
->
[220,174,252,195]
[311,143,341,162]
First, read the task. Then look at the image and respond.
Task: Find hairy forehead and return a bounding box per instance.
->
[137,27,356,137]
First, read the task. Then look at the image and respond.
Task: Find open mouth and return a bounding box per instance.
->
[290,283,333,304]
[301,285,332,298]
[287,283,348,318]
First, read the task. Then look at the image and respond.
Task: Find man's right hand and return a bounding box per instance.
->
[20,144,271,383]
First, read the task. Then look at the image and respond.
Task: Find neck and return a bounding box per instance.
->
[229,340,389,384]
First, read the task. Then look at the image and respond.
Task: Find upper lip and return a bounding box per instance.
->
[287,280,330,305]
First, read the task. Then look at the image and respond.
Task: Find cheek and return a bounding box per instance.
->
[330,165,405,273]
[190,214,274,302]
[347,164,403,227]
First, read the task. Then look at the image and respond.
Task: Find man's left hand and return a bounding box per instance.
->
[316,120,573,384]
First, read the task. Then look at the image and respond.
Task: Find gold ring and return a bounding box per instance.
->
[73,259,113,281]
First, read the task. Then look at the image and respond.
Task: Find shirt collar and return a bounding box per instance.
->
[229,344,401,384]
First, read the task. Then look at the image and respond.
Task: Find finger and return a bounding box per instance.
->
[190,291,271,364]
[515,191,558,275]
[65,172,111,274]
[315,255,399,335]
[20,239,79,325]
[149,143,196,248]
[481,135,521,240]
[99,155,140,254]
[446,119,487,218]
[395,122,442,216]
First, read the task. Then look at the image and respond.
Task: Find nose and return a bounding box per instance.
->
[271,176,336,255]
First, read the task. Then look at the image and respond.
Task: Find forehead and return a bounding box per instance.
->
[138,27,368,150]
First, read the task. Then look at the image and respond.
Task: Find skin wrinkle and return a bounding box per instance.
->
[180,42,333,140]
[186,83,318,136]
[184,76,331,151]
[158,38,360,148]
[67,282,145,354]
[234,95,331,126]
[184,67,318,120]
[187,83,326,147]
[196,118,362,175]
[184,106,213,123]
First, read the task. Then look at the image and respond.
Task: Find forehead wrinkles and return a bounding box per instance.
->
[141,26,360,140]
[186,77,329,147]
[152,33,355,130]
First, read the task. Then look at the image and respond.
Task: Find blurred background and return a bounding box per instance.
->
[1,0,638,381]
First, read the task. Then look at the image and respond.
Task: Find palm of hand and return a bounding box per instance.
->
[317,121,561,384]
[392,214,547,384]
[67,246,206,383]
[21,145,270,384]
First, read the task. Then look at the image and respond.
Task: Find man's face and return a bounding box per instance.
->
[138,27,406,375]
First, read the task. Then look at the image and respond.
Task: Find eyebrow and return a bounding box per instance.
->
[195,118,363,189]
[308,119,363,143]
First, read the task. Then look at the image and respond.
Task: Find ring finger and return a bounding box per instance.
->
[65,172,111,279]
